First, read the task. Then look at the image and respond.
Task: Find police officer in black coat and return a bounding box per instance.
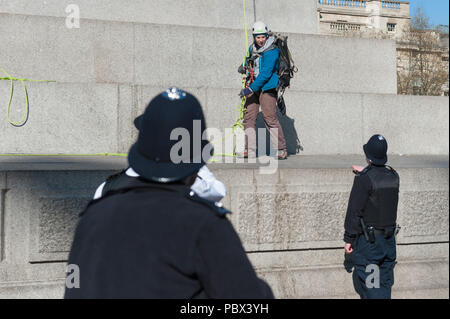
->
[65,88,274,299]
[343,134,400,299]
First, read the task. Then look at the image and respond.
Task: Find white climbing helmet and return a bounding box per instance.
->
[252,21,269,35]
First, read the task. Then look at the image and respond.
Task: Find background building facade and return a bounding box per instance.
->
[317,0,411,38]
[317,0,449,96]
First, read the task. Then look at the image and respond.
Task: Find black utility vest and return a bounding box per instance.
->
[362,166,400,228]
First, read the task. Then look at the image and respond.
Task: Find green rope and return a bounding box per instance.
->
[0,67,55,127]
[209,0,249,162]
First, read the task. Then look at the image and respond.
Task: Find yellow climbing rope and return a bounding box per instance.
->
[236,0,250,133]
[208,0,249,161]
[0,67,55,127]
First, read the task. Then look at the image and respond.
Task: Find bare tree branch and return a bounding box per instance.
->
[397,7,449,96]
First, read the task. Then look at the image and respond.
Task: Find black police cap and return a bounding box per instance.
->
[363,134,388,166]
[128,88,213,183]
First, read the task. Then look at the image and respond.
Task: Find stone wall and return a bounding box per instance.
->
[0,157,448,298]
[0,12,396,92]
[0,0,318,34]
[1,4,405,156]
[1,81,447,155]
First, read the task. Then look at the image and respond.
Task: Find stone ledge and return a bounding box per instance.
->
[308,288,449,299]
[0,258,447,299]
[0,280,64,299]
[0,155,448,171]
[256,259,449,298]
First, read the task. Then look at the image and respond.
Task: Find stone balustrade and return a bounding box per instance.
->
[318,0,366,8]
[382,1,401,10]
[330,21,362,32]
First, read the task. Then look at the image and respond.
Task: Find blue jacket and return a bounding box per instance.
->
[243,44,280,93]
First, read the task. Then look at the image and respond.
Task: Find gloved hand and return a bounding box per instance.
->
[344,252,354,273]
[238,64,246,74]
[239,87,253,98]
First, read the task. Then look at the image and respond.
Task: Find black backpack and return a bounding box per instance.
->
[271,32,298,115]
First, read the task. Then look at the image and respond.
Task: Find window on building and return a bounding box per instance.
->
[387,23,396,32]
[442,56,449,62]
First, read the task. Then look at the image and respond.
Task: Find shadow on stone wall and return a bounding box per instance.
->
[256,109,304,156]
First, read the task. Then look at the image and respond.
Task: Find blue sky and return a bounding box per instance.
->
[409,0,449,26]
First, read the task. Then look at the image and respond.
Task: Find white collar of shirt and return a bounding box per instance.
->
[126,167,140,177]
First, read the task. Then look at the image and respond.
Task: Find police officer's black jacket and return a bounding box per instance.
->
[344,165,399,244]
[65,178,273,299]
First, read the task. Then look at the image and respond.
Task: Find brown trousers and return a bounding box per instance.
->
[243,91,287,152]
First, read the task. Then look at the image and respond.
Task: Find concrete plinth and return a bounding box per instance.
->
[0,155,447,298]
[0,12,395,93]
[0,1,448,300]
[0,0,318,34]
